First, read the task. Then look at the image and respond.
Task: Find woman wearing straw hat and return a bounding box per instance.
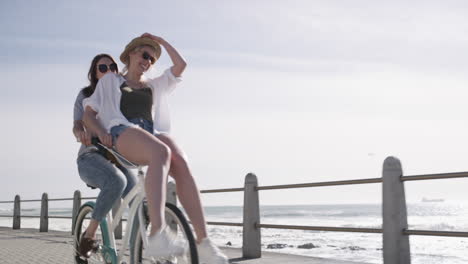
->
[82,33,228,263]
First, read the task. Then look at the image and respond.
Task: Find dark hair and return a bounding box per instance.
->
[81,54,119,97]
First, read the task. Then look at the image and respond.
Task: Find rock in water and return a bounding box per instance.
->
[348,246,365,251]
[341,246,365,251]
[298,243,318,249]
[267,243,288,249]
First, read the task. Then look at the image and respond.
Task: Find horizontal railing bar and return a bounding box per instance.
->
[404,229,468,237]
[258,223,382,233]
[0,215,127,222]
[0,172,465,204]
[79,217,127,221]
[402,172,468,181]
[257,178,383,191]
[82,197,98,200]
[48,216,72,219]
[201,188,244,193]
[207,221,243,227]
[0,197,96,203]
[0,197,95,203]
[48,198,74,202]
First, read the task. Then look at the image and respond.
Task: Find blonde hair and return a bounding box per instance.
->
[121,45,158,75]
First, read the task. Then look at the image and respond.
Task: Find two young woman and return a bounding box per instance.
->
[74,34,228,263]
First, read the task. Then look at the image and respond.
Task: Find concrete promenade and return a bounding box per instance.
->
[0,227,369,264]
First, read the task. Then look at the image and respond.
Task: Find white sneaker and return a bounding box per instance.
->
[197,238,228,264]
[143,226,187,259]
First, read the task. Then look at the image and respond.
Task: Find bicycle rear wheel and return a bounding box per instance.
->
[131,203,198,264]
[74,203,108,264]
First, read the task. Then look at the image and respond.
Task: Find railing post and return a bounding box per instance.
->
[72,190,82,235]
[242,173,261,258]
[382,156,410,264]
[40,193,48,232]
[13,195,20,230]
[166,182,178,232]
[166,181,177,205]
[112,199,123,239]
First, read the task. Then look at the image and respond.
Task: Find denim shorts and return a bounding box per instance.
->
[110,118,157,144]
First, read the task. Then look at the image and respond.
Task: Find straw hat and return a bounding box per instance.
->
[119,36,162,65]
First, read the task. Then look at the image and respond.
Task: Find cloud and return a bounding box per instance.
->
[2,0,468,204]
[2,0,468,72]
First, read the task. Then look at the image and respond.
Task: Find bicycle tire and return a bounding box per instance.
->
[130,203,199,264]
[74,203,108,264]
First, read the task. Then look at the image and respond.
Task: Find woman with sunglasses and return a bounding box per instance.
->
[82,34,228,263]
[73,54,137,258]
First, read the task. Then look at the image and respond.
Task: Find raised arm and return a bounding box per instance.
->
[141,33,187,77]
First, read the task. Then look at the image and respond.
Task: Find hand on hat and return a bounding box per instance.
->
[139,33,185,76]
[141,33,164,44]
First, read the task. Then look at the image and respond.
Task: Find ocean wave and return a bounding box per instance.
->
[341,223,382,229]
[4,211,467,264]
[409,222,458,231]
[261,209,376,218]
[261,212,310,218]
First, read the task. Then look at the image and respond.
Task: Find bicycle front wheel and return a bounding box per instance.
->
[131,203,198,264]
[74,203,108,264]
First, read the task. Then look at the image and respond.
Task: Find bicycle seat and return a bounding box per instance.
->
[91,138,139,169]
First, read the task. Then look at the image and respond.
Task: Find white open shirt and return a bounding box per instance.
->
[83,69,181,134]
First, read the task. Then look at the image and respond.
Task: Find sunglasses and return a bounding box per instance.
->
[98,63,118,73]
[142,51,156,64]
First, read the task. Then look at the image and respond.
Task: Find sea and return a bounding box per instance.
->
[1,202,467,264]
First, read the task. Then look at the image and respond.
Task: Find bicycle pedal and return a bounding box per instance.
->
[93,244,102,252]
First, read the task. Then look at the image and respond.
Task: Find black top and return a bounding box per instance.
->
[119,82,153,122]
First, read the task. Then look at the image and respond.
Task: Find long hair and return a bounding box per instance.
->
[82,54,119,98]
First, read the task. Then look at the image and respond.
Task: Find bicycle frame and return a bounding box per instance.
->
[82,142,153,263]
[99,169,149,264]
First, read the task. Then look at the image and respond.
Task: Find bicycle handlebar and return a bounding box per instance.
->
[91,137,139,169]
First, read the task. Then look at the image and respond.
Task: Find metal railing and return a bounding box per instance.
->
[1,156,467,263]
[196,157,468,262]
[0,192,103,234]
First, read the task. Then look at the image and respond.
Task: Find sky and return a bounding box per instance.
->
[1,0,468,207]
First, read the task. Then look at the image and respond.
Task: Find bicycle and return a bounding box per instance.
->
[73,139,198,264]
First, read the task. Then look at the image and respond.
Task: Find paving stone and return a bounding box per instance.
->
[0,227,369,264]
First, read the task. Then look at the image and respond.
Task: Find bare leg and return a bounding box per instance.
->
[157,134,208,243]
[115,127,172,236]
[84,220,99,238]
